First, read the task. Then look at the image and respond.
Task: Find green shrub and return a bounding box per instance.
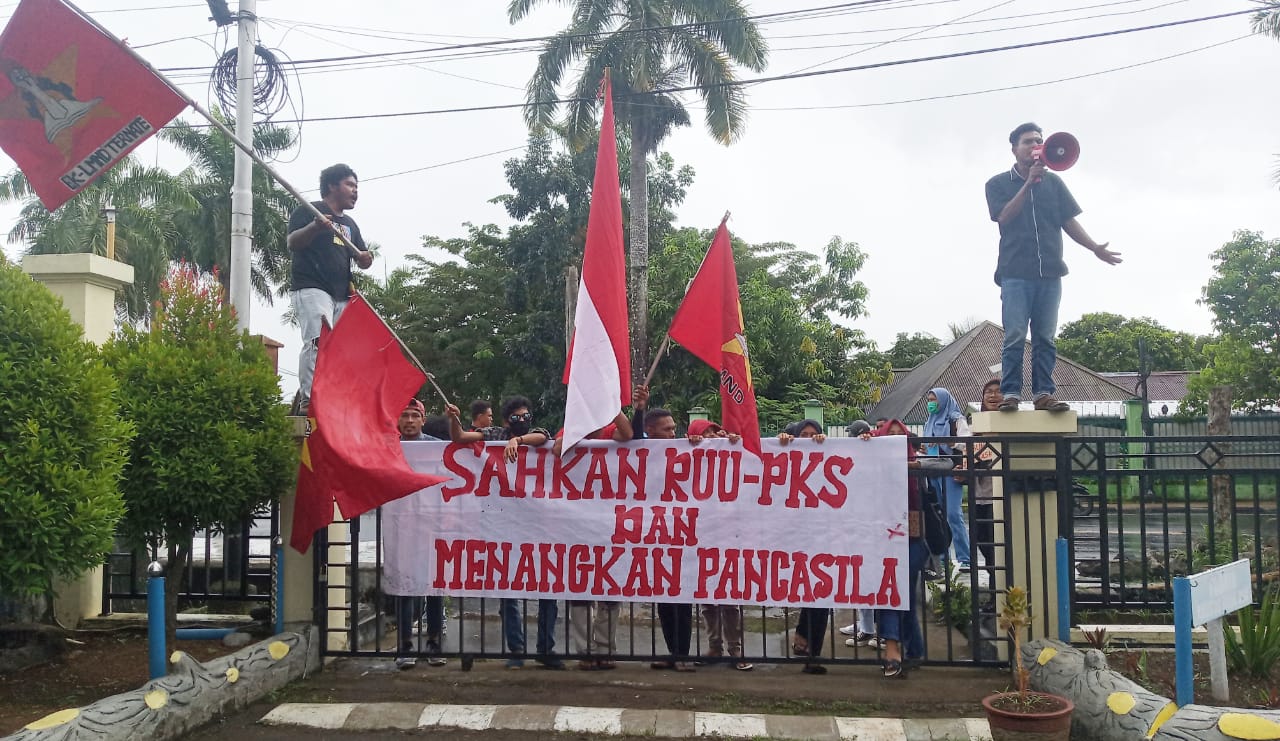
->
[101,263,294,647]
[1224,585,1280,677]
[0,258,132,599]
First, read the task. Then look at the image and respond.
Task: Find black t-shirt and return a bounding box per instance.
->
[984,167,1081,285]
[288,201,366,299]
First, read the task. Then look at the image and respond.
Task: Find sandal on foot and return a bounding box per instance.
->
[650,660,676,670]
[674,661,696,672]
[734,661,754,671]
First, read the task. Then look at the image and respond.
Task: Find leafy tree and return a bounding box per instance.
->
[886,332,943,369]
[162,113,297,302]
[364,130,692,418]
[1057,312,1206,373]
[0,258,132,603]
[1183,231,1280,413]
[509,0,769,374]
[0,159,194,319]
[101,263,295,647]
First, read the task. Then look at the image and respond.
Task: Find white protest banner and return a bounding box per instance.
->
[383,436,907,609]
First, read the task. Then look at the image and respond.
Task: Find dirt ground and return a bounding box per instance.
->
[0,629,227,735]
[15,630,1278,740]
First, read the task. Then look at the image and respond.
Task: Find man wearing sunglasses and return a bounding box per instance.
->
[445,396,560,668]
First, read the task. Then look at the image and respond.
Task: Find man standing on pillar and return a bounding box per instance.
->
[985,123,1122,412]
[287,163,373,415]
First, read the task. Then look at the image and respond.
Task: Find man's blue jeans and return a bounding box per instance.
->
[395,595,443,654]
[1000,277,1062,400]
[501,598,559,655]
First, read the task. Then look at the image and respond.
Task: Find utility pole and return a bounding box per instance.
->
[229,0,257,331]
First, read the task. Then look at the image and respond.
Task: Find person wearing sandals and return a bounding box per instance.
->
[779,420,832,674]
[861,419,955,678]
[685,419,753,671]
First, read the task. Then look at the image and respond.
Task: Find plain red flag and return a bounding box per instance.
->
[667,222,762,456]
[0,0,186,210]
[291,294,449,553]
[560,73,631,450]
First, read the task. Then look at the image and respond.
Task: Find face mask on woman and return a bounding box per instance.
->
[926,401,939,415]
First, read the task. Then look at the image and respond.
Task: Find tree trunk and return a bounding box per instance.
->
[164,540,191,656]
[1207,386,1233,541]
[628,135,649,379]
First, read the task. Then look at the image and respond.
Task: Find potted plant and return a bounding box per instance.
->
[981,586,1075,741]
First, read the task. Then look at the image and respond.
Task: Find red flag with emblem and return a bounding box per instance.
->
[291,294,449,553]
[667,221,762,456]
[0,0,187,210]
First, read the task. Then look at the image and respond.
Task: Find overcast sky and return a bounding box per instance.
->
[3,0,1279,400]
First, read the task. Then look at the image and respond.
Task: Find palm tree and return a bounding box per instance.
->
[1255,8,1280,186]
[162,111,297,303]
[509,0,768,373]
[0,159,194,319]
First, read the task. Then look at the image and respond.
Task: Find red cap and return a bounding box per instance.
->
[405,398,425,414]
[687,419,722,437]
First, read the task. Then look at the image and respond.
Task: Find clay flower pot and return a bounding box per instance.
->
[982,691,1074,741]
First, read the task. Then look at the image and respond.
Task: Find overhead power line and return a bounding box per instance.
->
[171,7,1258,126]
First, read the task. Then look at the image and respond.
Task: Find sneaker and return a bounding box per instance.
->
[1033,394,1070,412]
[957,562,971,573]
[923,568,944,582]
[425,640,446,667]
[394,656,416,670]
[505,658,524,669]
[838,623,860,637]
[998,395,1021,412]
[536,656,564,670]
[844,631,880,648]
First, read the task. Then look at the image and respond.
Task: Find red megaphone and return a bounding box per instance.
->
[1032,132,1079,172]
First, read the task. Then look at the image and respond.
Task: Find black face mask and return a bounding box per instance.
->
[508,412,532,437]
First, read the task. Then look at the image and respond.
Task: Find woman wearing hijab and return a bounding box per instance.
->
[780,419,834,674]
[923,387,973,571]
[862,419,954,677]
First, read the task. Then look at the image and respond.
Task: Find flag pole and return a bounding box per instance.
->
[643,335,670,386]
[60,0,361,256]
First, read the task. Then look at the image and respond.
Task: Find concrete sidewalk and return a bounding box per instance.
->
[230,655,1004,740]
[262,701,992,740]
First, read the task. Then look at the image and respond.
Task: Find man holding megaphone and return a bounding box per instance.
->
[985,122,1123,413]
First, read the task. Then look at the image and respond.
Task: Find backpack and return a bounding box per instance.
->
[921,477,953,557]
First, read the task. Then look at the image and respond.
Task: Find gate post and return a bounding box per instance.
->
[971,410,1078,657]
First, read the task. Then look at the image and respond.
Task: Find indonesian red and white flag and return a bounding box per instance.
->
[0,0,187,210]
[560,74,631,451]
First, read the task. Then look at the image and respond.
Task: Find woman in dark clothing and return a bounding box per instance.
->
[779,420,833,674]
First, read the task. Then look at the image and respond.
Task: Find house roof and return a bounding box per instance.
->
[1099,371,1197,402]
[865,321,1137,424]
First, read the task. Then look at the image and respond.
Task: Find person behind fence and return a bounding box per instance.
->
[837,419,883,651]
[971,379,1002,582]
[685,419,753,671]
[467,399,492,432]
[985,121,1122,413]
[862,419,954,678]
[779,419,835,674]
[287,163,373,415]
[924,387,972,572]
[392,398,447,669]
[446,397,561,669]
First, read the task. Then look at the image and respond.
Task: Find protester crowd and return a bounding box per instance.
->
[384,381,1000,680]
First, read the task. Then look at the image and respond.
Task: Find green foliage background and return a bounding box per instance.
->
[0,259,132,599]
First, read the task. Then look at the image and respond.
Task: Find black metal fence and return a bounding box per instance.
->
[101,502,279,615]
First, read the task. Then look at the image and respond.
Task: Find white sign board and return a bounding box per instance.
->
[1187,558,1252,627]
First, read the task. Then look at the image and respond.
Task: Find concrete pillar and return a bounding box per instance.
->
[803,399,824,426]
[971,410,1078,655]
[1123,399,1145,500]
[21,252,134,627]
[687,406,710,423]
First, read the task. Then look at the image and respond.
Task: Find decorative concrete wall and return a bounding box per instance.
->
[2,627,319,741]
[1025,638,1280,741]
